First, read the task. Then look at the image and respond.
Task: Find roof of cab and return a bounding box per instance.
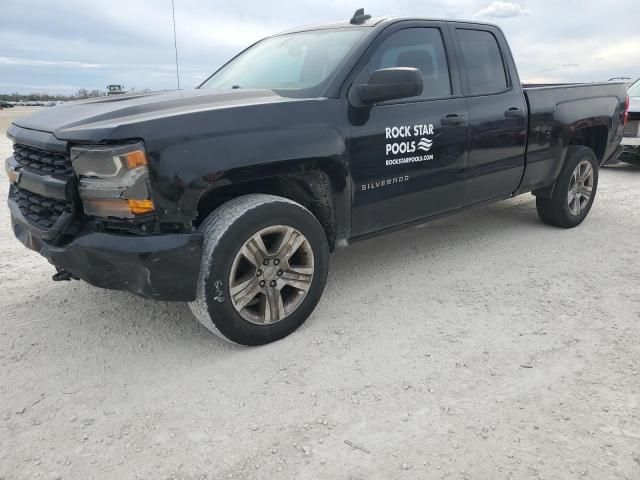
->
[275,15,499,36]
[276,16,391,35]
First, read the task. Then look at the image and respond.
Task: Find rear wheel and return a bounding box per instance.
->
[189,194,329,346]
[536,146,599,228]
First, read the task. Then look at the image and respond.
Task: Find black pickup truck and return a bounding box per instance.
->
[5,11,629,345]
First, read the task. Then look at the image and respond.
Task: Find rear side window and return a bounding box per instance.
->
[457,29,508,95]
[358,28,452,100]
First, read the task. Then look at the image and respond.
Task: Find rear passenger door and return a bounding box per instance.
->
[347,22,470,236]
[452,25,527,204]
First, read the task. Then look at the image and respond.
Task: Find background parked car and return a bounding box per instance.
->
[619,78,640,165]
[608,76,633,86]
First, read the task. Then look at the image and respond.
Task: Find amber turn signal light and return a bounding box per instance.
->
[82,198,155,218]
[126,199,155,214]
[125,150,148,169]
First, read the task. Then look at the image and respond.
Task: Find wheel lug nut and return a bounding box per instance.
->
[270,280,277,287]
[263,259,269,266]
[256,269,262,276]
[259,280,266,287]
[274,259,280,265]
[277,270,283,276]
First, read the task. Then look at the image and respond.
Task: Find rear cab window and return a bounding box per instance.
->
[456,28,509,95]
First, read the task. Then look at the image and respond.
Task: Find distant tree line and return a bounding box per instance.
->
[0,87,150,102]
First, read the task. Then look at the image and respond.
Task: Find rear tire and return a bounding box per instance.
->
[536,146,599,228]
[189,194,329,346]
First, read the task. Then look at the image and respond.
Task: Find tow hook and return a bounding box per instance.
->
[52,268,79,282]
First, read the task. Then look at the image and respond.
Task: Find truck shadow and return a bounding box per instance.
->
[329,196,542,272]
[603,163,640,173]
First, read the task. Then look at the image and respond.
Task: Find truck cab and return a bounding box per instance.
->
[337,18,528,235]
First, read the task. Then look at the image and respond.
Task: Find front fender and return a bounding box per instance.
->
[143,99,351,240]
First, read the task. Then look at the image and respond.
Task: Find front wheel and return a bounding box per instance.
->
[189,194,329,346]
[536,146,599,228]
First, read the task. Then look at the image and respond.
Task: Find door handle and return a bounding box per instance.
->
[441,114,465,126]
[505,107,523,118]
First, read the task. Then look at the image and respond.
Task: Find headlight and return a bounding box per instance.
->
[71,142,155,218]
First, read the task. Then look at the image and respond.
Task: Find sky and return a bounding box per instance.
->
[1,0,638,94]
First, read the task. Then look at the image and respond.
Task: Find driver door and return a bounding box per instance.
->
[346,23,470,237]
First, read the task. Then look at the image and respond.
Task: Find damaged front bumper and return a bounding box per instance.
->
[9,198,203,301]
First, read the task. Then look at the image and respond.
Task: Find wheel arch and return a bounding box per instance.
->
[192,167,346,251]
[533,124,607,199]
[568,124,609,164]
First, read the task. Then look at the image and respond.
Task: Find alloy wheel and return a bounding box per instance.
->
[228,225,314,325]
[567,160,594,216]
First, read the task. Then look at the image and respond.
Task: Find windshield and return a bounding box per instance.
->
[200,29,366,95]
[629,79,640,97]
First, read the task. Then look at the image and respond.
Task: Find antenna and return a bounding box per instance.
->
[171,0,180,89]
[350,8,371,25]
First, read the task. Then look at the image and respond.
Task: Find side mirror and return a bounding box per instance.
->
[349,67,423,106]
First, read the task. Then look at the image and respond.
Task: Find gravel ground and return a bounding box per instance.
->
[1,107,639,480]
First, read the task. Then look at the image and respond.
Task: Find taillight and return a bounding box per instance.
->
[623,95,629,127]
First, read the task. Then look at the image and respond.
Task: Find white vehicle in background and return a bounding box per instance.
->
[608,76,633,86]
[619,79,640,165]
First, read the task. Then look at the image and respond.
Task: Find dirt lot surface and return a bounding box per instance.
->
[1,107,639,480]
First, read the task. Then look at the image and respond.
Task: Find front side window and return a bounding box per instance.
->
[201,29,366,95]
[357,28,452,100]
[457,29,508,95]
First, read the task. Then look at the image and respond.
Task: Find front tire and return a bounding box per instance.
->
[189,194,329,346]
[536,146,599,228]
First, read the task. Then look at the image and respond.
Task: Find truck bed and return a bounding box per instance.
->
[516,82,626,194]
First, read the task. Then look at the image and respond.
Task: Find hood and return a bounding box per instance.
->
[12,88,292,140]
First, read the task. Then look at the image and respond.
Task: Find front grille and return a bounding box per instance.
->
[12,143,73,176]
[624,120,640,138]
[10,184,73,229]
